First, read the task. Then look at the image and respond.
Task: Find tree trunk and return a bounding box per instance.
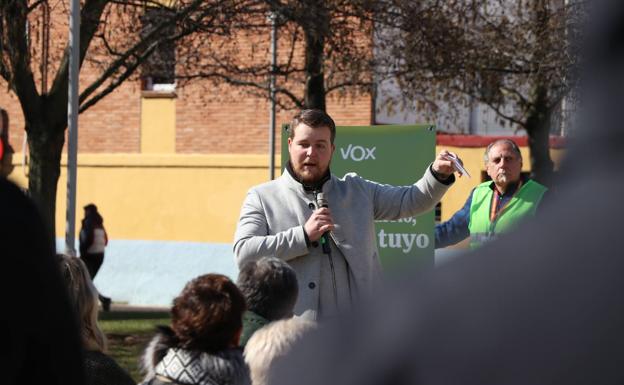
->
[303,4,327,111]
[524,86,555,186]
[525,0,554,186]
[304,32,326,110]
[27,123,66,250]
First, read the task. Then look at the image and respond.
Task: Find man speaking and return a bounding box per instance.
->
[234,109,461,320]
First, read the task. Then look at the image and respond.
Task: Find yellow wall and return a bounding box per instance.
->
[141,97,176,153]
[7,145,565,245]
[9,154,279,243]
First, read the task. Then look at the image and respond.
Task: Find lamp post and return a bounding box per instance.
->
[269,12,278,180]
[65,0,80,256]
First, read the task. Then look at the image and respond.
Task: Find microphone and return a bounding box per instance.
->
[315,192,332,254]
[316,192,328,209]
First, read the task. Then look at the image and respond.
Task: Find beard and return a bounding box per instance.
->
[290,160,330,186]
[296,165,325,184]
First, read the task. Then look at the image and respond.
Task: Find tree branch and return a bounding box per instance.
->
[47,0,110,129]
[275,86,304,108]
[27,0,48,13]
[4,0,41,128]
[479,98,526,128]
[78,0,211,108]
[325,79,372,94]
[79,52,146,112]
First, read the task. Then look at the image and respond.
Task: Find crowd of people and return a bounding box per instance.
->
[5,187,319,385]
[5,4,624,380]
[2,108,556,385]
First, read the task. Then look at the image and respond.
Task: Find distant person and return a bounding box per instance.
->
[57,253,135,385]
[244,318,316,385]
[237,257,299,347]
[79,203,112,311]
[435,139,547,248]
[234,109,463,320]
[2,178,85,385]
[140,274,250,385]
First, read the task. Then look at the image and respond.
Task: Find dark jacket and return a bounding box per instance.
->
[79,209,106,256]
[2,178,85,385]
[239,311,269,348]
[84,350,135,385]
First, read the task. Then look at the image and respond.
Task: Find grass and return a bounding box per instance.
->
[99,310,171,382]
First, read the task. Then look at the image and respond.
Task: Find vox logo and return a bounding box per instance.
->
[339,144,376,161]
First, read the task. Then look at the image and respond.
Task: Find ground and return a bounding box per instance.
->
[100,306,171,382]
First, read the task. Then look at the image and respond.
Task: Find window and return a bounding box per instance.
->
[140,8,176,92]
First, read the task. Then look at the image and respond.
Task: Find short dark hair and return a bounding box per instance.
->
[237,257,298,321]
[289,109,336,144]
[484,139,522,163]
[83,203,97,211]
[171,274,246,353]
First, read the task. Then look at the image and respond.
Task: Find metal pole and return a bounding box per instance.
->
[269,12,277,180]
[65,0,80,256]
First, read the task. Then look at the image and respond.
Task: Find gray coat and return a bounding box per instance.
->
[233,167,451,319]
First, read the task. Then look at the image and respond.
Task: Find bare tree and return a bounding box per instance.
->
[172,0,375,112]
[375,0,586,184]
[0,0,258,242]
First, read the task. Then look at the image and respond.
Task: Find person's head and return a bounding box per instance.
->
[84,203,97,214]
[237,257,299,321]
[3,177,85,385]
[484,139,523,191]
[288,109,336,184]
[82,203,103,225]
[244,318,316,385]
[171,274,246,353]
[57,253,107,352]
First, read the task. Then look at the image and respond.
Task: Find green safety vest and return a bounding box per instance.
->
[468,180,547,248]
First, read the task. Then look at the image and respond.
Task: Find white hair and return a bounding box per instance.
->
[244,317,316,385]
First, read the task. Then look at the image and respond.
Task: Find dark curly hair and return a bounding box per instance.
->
[171,274,246,353]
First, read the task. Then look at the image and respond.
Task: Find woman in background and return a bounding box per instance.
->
[79,203,112,311]
[58,253,135,385]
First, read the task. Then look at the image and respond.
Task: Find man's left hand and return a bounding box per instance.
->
[432,149,464,179]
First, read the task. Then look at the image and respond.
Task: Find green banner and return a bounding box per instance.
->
[281,124,436,270]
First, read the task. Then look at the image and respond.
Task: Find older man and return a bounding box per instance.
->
[237,257,299,347]
[234,109,462,320]
[435,139,548,249]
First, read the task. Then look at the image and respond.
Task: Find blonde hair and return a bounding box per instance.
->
[244,318,316,385]
[57,254,108,352]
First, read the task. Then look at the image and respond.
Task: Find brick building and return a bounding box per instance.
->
[0,4,564,307]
